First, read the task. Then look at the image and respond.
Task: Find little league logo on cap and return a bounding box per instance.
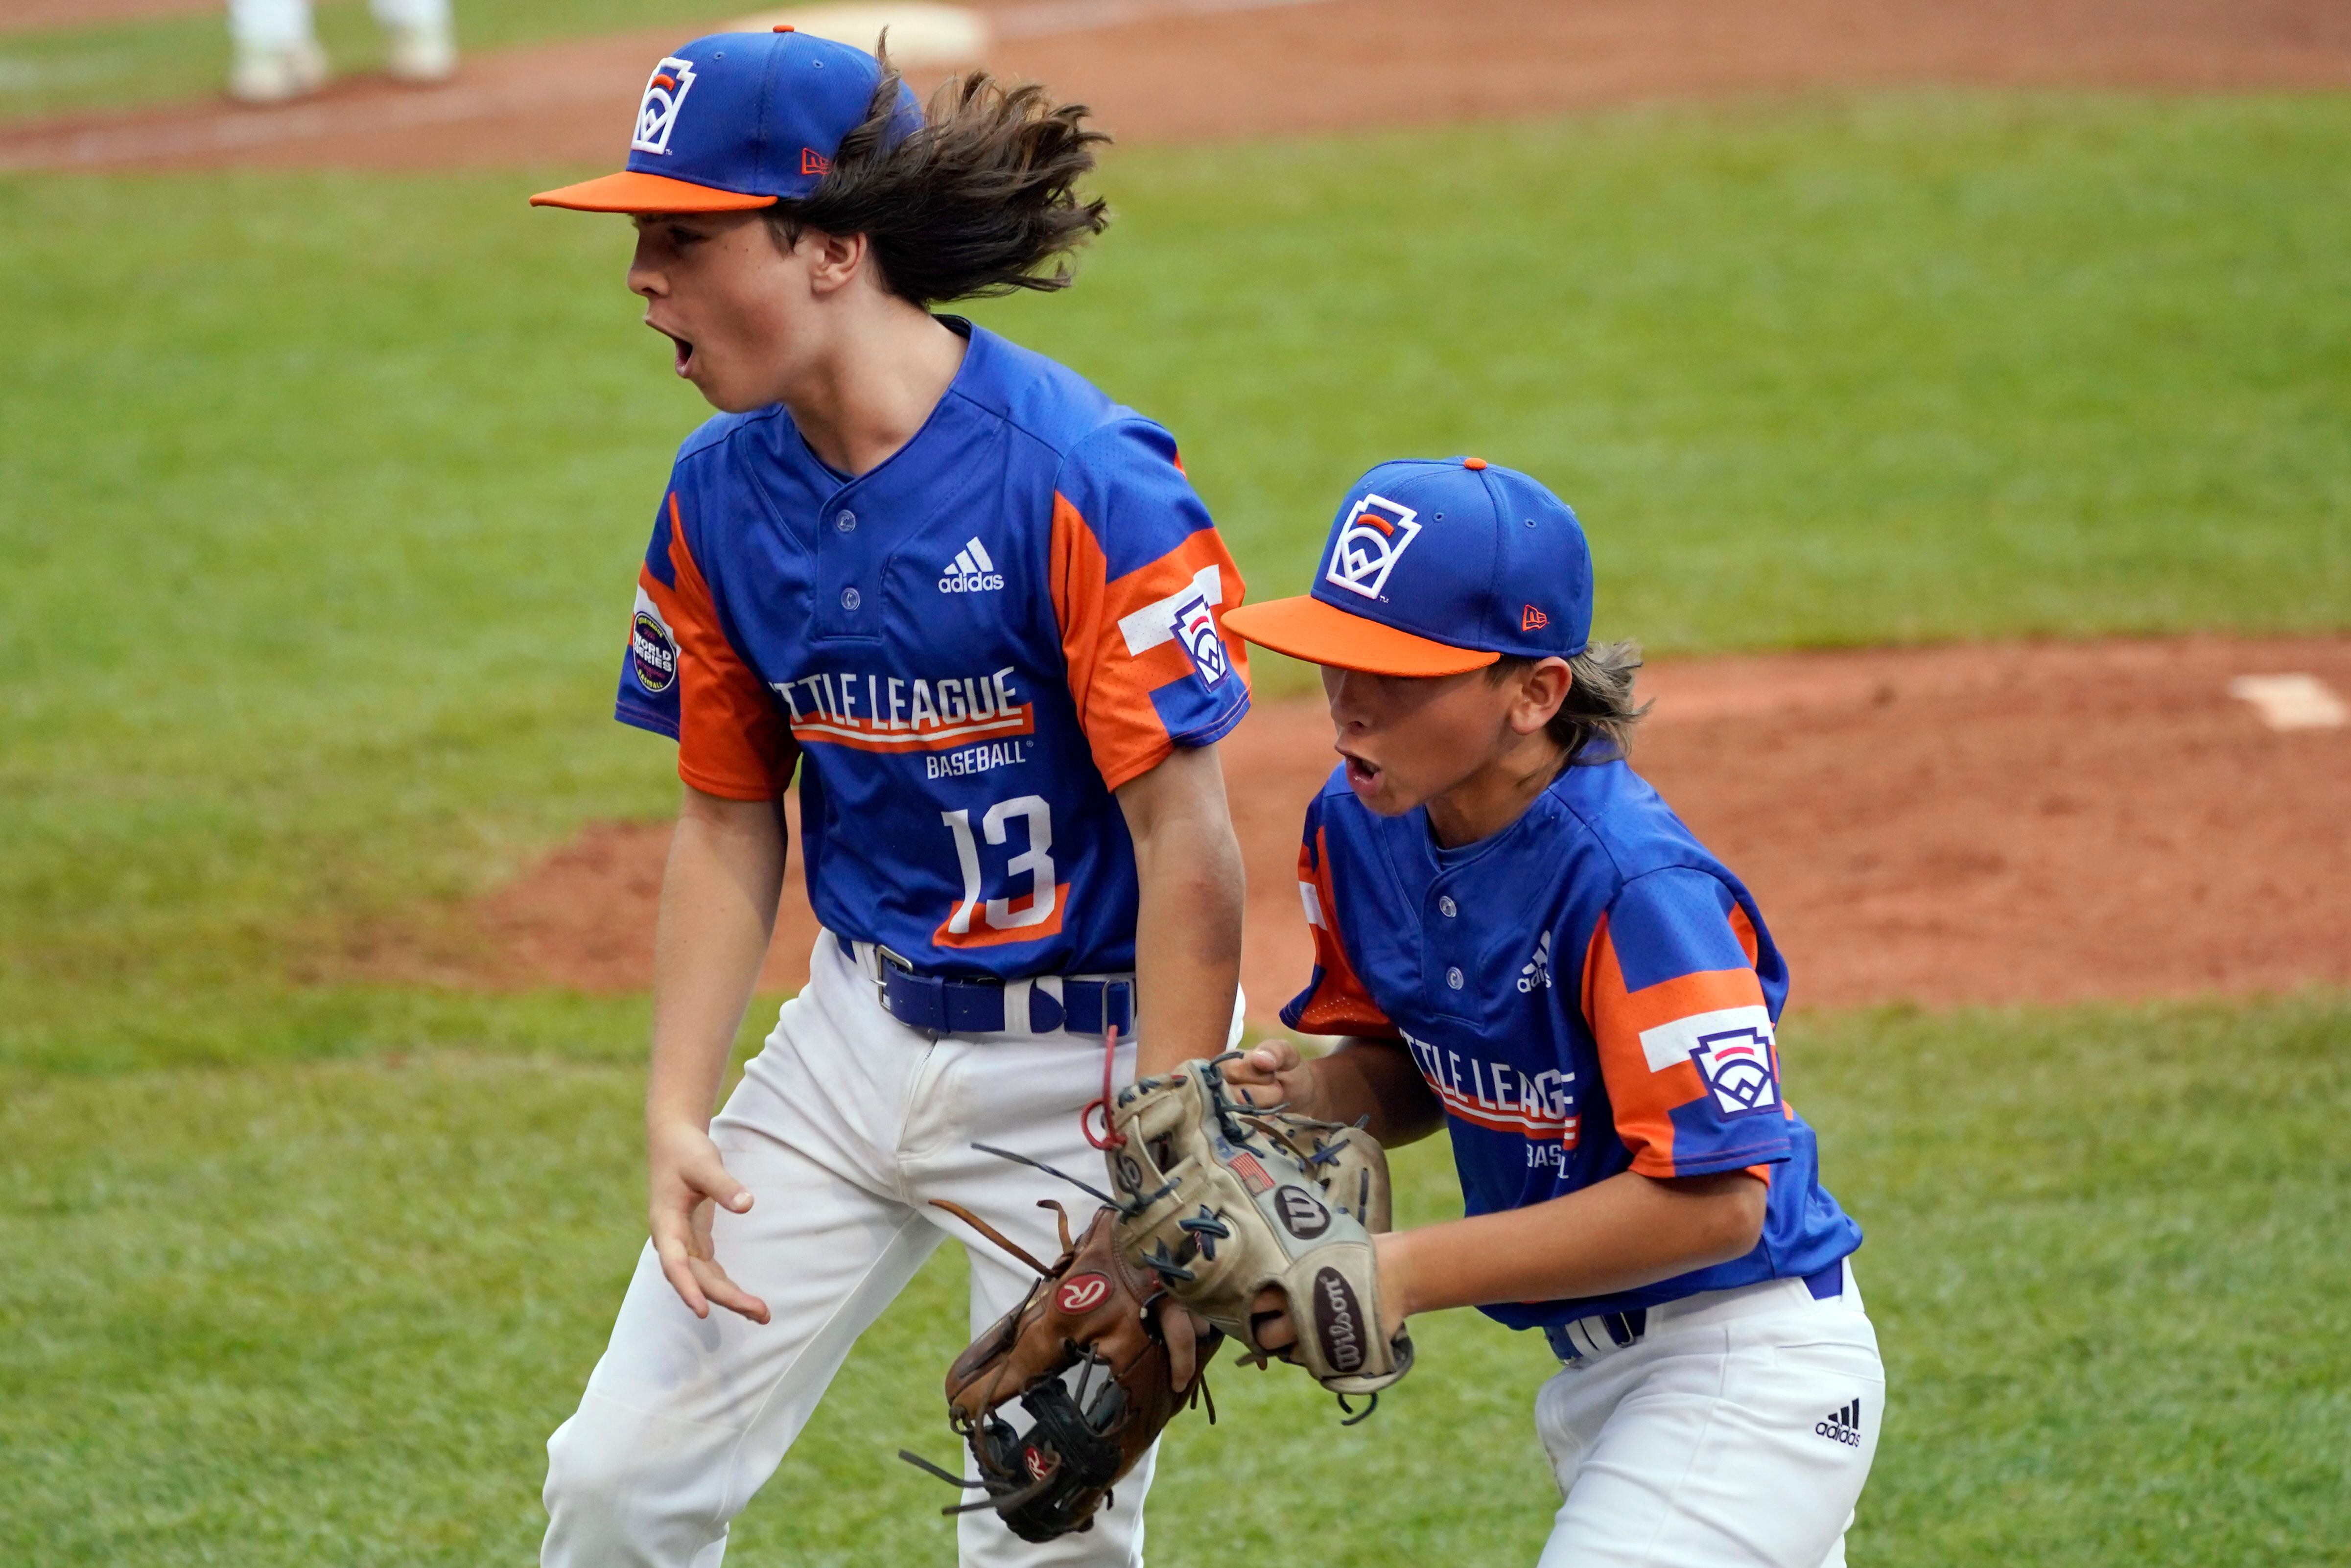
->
[632,56,699,155]
[1324,494,1423,601]
[1222,456,1595,678]
[530,28,919,215]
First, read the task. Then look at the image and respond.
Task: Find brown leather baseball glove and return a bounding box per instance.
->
[901,1196,1221,1544]
[1107,1054,1412,1414]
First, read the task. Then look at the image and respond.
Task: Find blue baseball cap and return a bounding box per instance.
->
[1223,457,1593,676]
[531,26,920,213]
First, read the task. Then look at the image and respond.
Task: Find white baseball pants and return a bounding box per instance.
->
[542,934,1176,1568]
[227,0,448,51]
[1533,1264,1884,1568]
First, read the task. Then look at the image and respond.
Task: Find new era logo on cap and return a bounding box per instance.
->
[1324,493,1422,601]
[631,56,698,155]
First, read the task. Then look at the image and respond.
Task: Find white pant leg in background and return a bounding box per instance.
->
[1533,1272,1884,1568]
[227,0,447,49]
[227,0,312,51]
[368,0,449,32]
[542,935,1155,1568]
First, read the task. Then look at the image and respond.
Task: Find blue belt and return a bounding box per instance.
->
[848,935,1135,1038]
[1544,1259,1846,1365]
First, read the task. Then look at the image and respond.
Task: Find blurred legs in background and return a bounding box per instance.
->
[228,0,457,104]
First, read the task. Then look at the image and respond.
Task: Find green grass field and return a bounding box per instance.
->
[4,997,2346,1565]
[4,91,2350,1564]
[5,94,2348,1070]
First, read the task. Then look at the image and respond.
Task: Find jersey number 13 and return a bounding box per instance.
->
[938,795,1067,947]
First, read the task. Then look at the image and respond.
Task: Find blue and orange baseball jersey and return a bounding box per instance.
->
[1283,751,1859,1328]
[617,320,1249,978]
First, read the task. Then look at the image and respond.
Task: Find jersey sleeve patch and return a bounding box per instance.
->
[615,491,796,801]
[1278,813,1401,1040]
[1049,438,1251,792]
[1584,868,1792,1179]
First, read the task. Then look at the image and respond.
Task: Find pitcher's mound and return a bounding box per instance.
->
[366,634,2351,1022]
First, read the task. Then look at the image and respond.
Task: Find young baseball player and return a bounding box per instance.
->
[1219,458,1882,1568]
[529,32,1250,1568]
[226,0,455,103]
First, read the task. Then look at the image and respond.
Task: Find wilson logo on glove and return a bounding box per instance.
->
[1313,1266,1367,1375]
[1107,1053,1412,1426]
[1275,1186,1332,1240]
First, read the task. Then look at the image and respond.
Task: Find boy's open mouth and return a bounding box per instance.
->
[668,334,696,377]
[1340,749,1381,789]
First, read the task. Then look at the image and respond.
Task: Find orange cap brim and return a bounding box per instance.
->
[1222,596,1499,677]
[529,171,779,213]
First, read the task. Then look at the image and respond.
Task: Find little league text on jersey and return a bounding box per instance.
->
[772,666,1031,751]
[1402,1027,1580,1147]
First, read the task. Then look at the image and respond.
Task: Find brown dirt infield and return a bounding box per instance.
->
[5,0,2349,173]
[25,4,2348,1020]
[368,636,2351,1024]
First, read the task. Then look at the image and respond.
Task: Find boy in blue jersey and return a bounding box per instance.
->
[529,33,1252,1568]
[1220,459,1882,1568]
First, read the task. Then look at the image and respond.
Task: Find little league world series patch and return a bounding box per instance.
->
[630,589,679,695]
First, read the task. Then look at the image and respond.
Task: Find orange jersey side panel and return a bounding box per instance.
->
[1049,492,1250,793]
[1289,825,1402,1040]
[1581,911,1772,1178]
[645,492,796,800]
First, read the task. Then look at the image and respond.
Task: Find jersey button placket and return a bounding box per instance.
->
[815,490,874,640]
[1428,879,1477,1018]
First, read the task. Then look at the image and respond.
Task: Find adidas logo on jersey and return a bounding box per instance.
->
[938,537,1005,593]
[1517,930,1553,993]
[1814,1398,1864,1447]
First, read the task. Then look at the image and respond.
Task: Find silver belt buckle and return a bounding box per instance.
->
[870,942,913,1000]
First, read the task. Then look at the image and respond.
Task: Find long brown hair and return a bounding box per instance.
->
[765,49,1111,305]
[1489,640,1653,764]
